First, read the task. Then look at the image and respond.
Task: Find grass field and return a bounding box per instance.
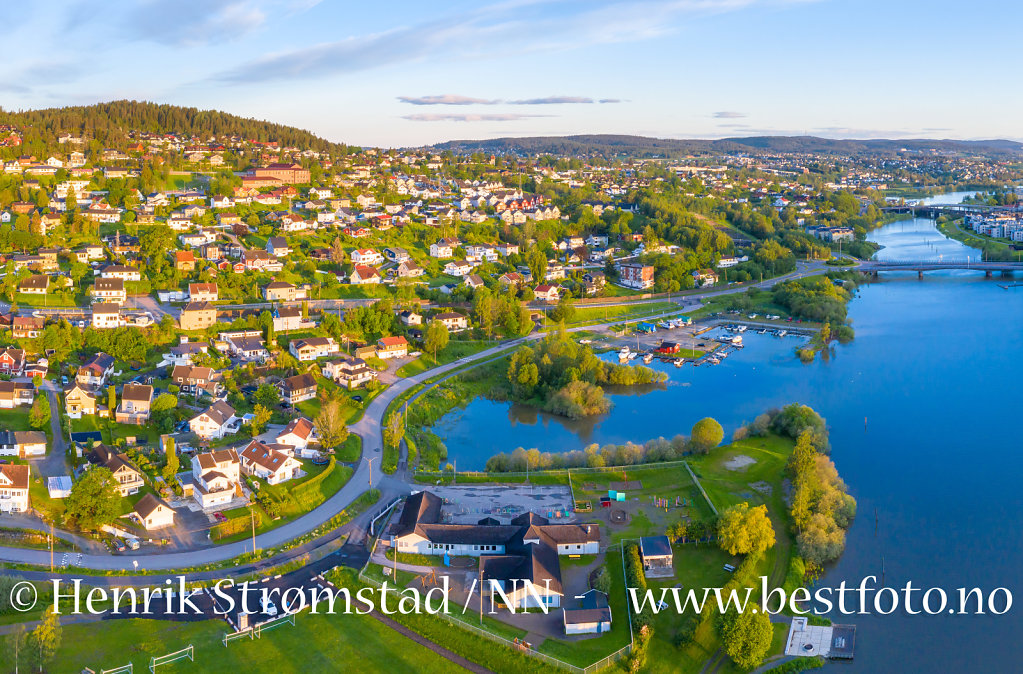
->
[396,339,496,377]
[0,406,33,431]
[52,612,461,674]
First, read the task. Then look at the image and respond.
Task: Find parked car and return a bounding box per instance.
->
[61,376,68,385]
[260,596,278,617]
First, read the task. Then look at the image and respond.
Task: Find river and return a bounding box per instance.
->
[429,191,1023,670]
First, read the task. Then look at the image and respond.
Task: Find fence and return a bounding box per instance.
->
[149,645,193,673]
[357,568,631,673]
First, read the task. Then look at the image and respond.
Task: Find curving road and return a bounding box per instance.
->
[0,261,826,572]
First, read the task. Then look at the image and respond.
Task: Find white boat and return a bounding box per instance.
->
[673,358,683,367]
[778,330,787,337]
[618,346,631,361]
[731,335,743,345]
[628,353,638,360]
[737,325,747,333]
[643,353,654,364]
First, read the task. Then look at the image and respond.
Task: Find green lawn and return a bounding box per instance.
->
[568,300,679,325]
[0,406,33,431]
[51,611,460,674]
[335,433,362,463]
[397,340,496,377]
[214,459,353,543]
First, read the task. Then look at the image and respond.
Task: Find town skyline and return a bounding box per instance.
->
[3,0,1022,147]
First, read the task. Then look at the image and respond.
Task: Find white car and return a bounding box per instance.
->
[260,596,278,617]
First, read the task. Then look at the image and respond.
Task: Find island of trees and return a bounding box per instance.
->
[504,329,666,419]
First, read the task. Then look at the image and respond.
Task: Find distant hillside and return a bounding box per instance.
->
[431,134,1023,158]
[0,100,346,154]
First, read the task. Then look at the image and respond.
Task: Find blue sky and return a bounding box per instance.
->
[0,0,1018,147]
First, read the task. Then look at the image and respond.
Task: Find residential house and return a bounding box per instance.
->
[174,250,196,272]
[0,464,30,513]
[433,312,468,332]
[240,441,302,485]
[91,278,126,304]
[272,306,303,332]
[429,238,458,258]
[12,316,44,339]
[496,242,520,257]
[76,353,115,386]
[179,302,218,331]
[0,381,34,409]
[498,272,524,286]
[399,310,422,327]
[322,357,377,389]
[266,237,290,257]
[443,260,473,277]
[692,269,719,287]
[192,448,241,509]
[276,417,317,452]
[171,365,218,397]
[534,284,561,302]
[188,283,219,303]
[189,400,238,440]
[63,383,99,419]
[116,383,153,425]
[351,248,384,265]
[165,340,209,367]
[396,260,423,278]
[222,331,269,362]
[133,493,175,531]
[289,337,340,361]
[0,347,26,376]
[91,303,123,329]
[101,265,141,281]
[376,336,409,359]
[463,274,485,291]
[0,431,47,458]
[350,265,382,284]
[383,247,410,263]
[86,444,144,496]
[279,373,317,404]
[583,271,606,295]
[263,281,304,301]
[18,275,49,295]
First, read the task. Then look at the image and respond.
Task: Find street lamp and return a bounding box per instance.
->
[363,456,377,486]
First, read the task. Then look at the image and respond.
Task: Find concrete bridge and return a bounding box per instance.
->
[881,203,1019,218]
[857,259,1023,277]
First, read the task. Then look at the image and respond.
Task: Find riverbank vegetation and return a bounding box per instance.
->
[505,328,666,418]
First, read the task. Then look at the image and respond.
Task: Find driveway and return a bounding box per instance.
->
[31,379,70,478]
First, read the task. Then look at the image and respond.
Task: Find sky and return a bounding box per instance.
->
[0,0,1019,148]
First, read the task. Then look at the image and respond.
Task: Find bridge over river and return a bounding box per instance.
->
[856,259,1023,277]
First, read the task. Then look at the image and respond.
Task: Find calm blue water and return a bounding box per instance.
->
[430,200,1023,670]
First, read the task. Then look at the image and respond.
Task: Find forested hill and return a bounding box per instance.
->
[0,100,346,153]
[431,134,1023,158]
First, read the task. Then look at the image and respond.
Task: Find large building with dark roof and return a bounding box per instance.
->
[391,491,600,609]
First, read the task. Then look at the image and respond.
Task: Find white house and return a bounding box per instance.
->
[240,441,302,485]
[188,401,238,440]
[133,493,176,531]
[192,448,241,509]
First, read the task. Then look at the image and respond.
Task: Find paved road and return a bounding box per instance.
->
[0,260,825,572]
[31,379,69,478]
